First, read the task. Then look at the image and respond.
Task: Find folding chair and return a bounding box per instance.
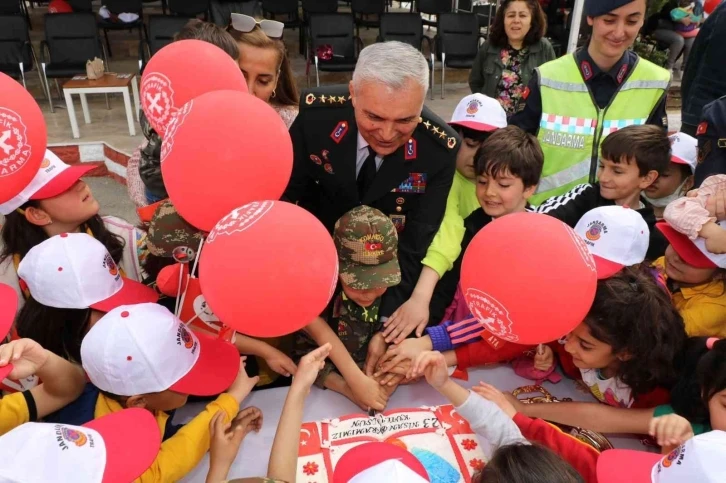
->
[351,0,386,37]
[301,0,338,56]
[436,12,481,98]
[98,0,146,58]
[0,15,45,94]
[139,15,190,73]
[378,12,435,100]
[416,0,451,28]
[41,12,109,112]
[167,0,209,19]
[308,13,362,87]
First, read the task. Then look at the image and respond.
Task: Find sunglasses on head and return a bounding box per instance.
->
[230,13,285,39]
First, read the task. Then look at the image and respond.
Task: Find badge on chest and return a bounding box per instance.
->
[392,173,427,193]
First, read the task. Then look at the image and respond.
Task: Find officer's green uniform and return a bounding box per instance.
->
[292,206,401,388]
[283,85,459,319]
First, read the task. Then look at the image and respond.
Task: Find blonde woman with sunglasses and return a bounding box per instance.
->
[228,14,300,128]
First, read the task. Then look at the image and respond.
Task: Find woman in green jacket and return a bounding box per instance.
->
[468,0,556,117]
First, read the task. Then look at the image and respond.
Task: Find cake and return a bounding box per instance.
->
[297,405,488,482]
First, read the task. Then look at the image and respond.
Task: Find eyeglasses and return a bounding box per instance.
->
[230,14,285,39]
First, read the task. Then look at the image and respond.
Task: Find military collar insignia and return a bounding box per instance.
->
[330,121,349,143]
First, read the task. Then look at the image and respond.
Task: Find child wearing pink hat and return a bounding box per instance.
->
[654,220,726,337]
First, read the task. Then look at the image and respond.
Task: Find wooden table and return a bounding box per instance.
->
[62,73,140,139]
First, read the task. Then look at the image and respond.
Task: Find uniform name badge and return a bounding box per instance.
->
[390,214,406,233]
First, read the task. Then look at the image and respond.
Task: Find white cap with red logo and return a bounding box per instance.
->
[0,150,95,215]
[0,408,161,483]
[597,430,726,482]
[449,93,507,133]
[574,206,650,279]
[669,133,698,174]
[81,303,240,397]
[17,233,157,312]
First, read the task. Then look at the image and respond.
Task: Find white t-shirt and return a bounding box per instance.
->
[580,368,634,408]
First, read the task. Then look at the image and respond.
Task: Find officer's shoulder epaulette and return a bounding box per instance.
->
[300,86,352,109]
[417,112,459,151]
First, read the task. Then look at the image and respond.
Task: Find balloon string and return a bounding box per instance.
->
[174,263,183,317]
[177,236,206,319]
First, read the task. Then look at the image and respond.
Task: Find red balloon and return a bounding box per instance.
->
[140,40,247,139]
[460,212,597,345]
[48,0,73,13]
[161,90,293,232]
[156,263,190,297]
[704,0,722,14]
[199,201,339,337]
[0,73,47,204]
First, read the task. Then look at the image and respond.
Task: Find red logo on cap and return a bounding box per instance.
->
[103,253,119,277]
[0,107,31,178]
[176,324,195,349]
[59,427,88,447]
[585,221,606,242]
[661,447,680,468]
[466,100,480,115]
[40,158,51,169]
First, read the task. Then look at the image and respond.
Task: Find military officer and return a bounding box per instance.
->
[283,41,459,329]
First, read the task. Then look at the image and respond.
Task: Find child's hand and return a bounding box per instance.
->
[349,374,389,412]
[226,356,260,404]
[207,408,262,480]
[383,298,430,343]
[378,357,413,386]
[533,344,554,372]
[264,348,297,378]
[649,414,694,448]
[364,333,387,377]
[375,336,432,377]
[291,343,331,394]
[0,339,49,380]
[408,351,449,389]
[701,222,726,254]
[472,382,518,418]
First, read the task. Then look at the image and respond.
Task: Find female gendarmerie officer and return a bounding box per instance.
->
[511,0,671,205]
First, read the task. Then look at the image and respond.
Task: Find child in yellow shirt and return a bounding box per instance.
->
[55,302,259,483]
[0,282,86,434]
[655,221,726,337]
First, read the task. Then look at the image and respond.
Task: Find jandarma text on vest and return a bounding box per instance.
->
[541,131,586,149]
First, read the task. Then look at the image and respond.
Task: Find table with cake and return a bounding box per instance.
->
[177,364,650,483]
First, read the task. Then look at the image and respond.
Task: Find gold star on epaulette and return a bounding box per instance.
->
[438,131,446,139]
[432,126,441,135]
[423,120,431,130]
[338,96,346,103]
[320,95,327,104]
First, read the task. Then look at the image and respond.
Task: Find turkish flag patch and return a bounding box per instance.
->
[697,122,709,136]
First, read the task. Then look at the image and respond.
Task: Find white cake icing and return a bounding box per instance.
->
[297,405,487,482]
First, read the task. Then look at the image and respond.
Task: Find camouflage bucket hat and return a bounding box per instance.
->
[147,200,205,258]
[334,205,401,290]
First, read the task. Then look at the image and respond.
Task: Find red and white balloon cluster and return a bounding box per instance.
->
[143,41,337,338]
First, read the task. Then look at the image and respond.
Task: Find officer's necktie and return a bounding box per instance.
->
[357,146,378,199]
